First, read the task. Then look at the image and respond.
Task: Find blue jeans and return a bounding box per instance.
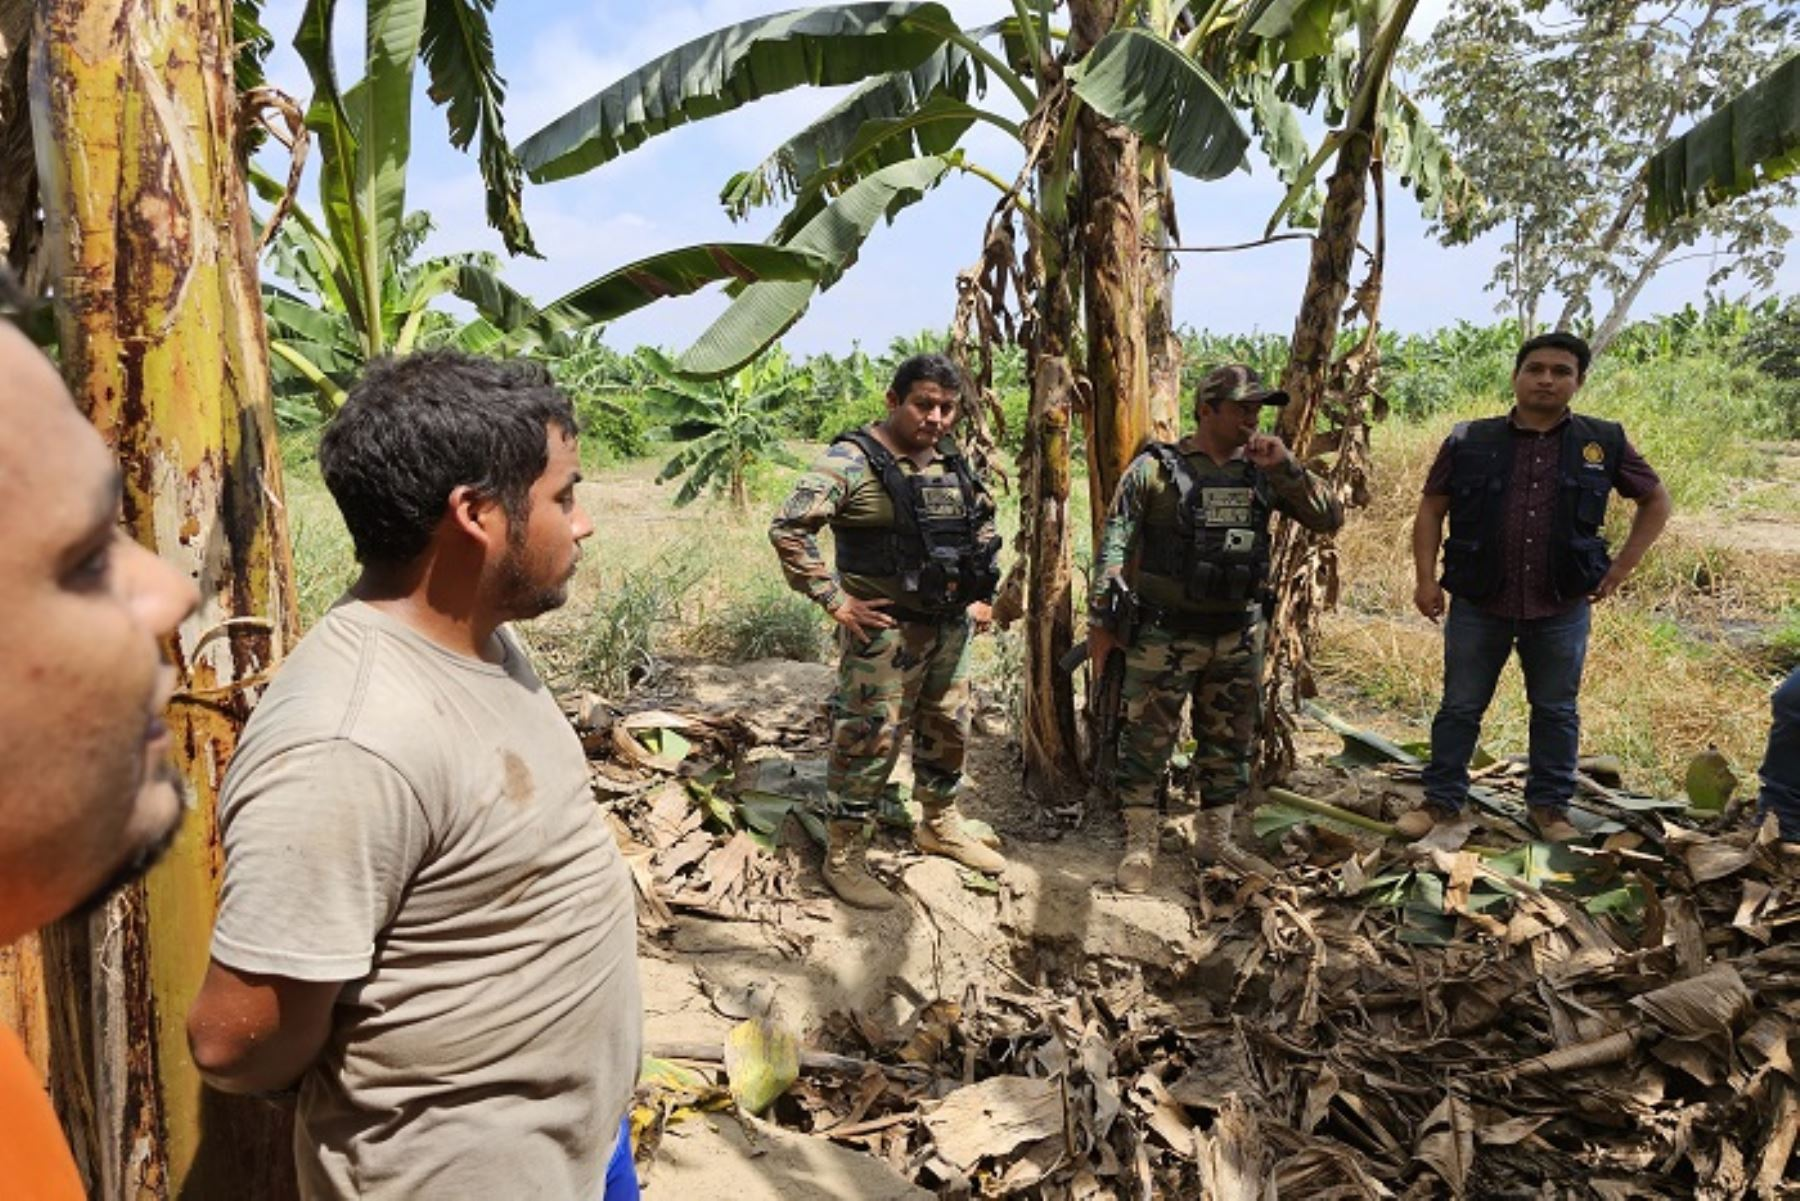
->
[603,1116,639,1201]
[1757,666,1800,841]
[1423,599,1591,814]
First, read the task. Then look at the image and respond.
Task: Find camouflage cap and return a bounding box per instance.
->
[1197,364,1289,408]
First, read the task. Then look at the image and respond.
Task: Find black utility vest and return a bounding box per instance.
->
[1136,443,1276,607]
[829,429,1001,613]
[1439,413,1625,603]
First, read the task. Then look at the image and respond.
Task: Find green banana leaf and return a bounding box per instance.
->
[1239,72,1323,229]
[294,0,378,344]
[518,2,957,184]
[1071,30,1251,182]
[295,0,425,356]
[1646,51,1800,230]
[419,0,535,255]
[1239,0,1346,63]
[675,156,953,378]
[720,42,982,220]
[1382,85,1484,240]
[543,243,836,328]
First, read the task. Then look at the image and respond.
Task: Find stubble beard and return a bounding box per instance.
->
[495,538,571,622]
[66,761,189,922]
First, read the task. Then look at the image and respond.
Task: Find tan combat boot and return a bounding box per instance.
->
[1116,808,1161,894]
[1393,806,1444,839]
[822,820,899,910]
[914,803,1006,874]
[1193,805,1278,880]
[1526,806,1579,843]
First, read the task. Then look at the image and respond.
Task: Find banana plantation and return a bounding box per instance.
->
[1,0,1797,1197]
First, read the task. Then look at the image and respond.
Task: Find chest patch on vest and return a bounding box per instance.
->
[917,481,967,518]
[1200,486,1254,527]
[1581,440,1605,466]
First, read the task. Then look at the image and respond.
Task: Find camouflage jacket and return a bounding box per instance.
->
[1092,438,1342,614]
[769,427,999,612]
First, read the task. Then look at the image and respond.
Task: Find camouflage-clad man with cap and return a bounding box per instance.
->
[1090,365,1343,892]
[771,353,1006,910]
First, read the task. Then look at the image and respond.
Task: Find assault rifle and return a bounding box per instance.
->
[1059,577,1138,791]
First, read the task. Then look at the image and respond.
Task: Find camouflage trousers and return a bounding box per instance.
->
[1113,621,1263,811]
[823,616,972,820]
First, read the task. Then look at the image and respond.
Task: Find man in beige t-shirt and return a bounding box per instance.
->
[187,352,641,1199]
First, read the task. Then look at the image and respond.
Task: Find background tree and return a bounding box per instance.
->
[509,2,1259,797]
[644,348,809,512]
[1417,0,1797,352]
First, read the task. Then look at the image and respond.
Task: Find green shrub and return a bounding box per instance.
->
[574,391,647,464]
[691,583,828,663]
[560,550,705,695]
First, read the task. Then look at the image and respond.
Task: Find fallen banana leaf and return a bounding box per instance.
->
[922,1075,1064,1174]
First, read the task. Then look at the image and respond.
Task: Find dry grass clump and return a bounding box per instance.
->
[1316,604,1778,795]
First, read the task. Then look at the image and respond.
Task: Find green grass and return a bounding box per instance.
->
[553,551,705,695]
[279,446,357,631]
[688,581,829,664]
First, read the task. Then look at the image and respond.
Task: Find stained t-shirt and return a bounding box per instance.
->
[210,600,642,1200]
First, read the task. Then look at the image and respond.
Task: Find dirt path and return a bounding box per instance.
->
[1669,443,1800,557]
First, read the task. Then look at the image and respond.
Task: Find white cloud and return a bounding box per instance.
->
[250,0,1800,354]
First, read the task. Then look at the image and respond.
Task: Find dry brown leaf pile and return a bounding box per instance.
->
[577,695,1800,1198]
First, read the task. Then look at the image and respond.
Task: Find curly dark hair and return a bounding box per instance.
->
[319,350,578,566]
[888,352,964,401]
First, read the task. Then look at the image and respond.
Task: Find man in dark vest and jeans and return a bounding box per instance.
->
[770,354,1006,909]
[1403,332,1672,841]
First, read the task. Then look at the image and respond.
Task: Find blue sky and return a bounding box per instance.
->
[255,0,1800,357]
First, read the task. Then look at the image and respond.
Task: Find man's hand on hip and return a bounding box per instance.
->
[832,595,895,641]
[1590,561,1632,603]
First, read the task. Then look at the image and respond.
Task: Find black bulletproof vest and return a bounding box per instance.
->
[1439,413,1625,603]
[829,429,1001,612]
[1136,444,1276,605]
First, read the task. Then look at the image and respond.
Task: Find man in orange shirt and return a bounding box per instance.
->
[0,273,199,1195]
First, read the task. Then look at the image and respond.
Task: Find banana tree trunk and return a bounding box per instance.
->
[25,0,299,1196]
[1073,0,1150,556]
[1277,130,1374,453]
[0,0,39,279]
[1141,152,1182,444]
[1260,124,1377,777]
[1018,147,1083,800]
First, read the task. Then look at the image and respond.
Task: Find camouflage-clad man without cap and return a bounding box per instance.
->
[1090,365,1343,893]
[770,354,1006,910]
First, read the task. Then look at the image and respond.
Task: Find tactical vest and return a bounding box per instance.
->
[1439,413,1625,603]
[828,429,1001,613]
[1135,443,1276,608]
